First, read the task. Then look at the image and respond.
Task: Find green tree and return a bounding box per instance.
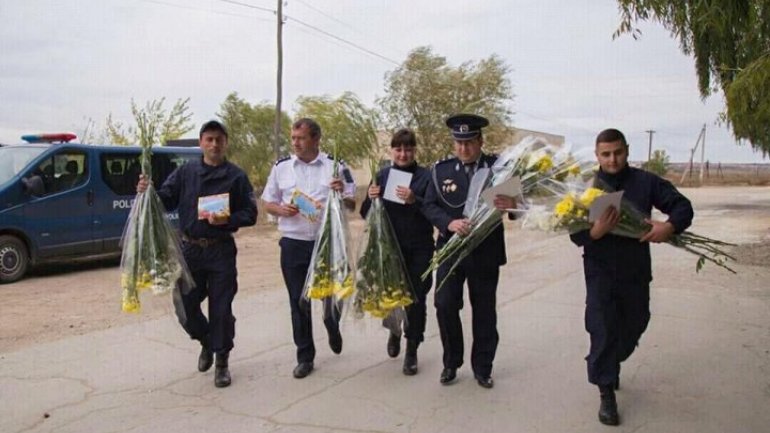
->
[104,97,194,146]
[615,0,770,156]
[377,46,515,163]
[295,91,379,167]
[642,149,670,176]
[217,92,292,188]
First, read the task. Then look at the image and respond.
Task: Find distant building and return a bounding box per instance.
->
[507,127,565,147]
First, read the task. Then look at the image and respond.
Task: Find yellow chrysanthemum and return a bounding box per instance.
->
[554,194,576,217]
[579,188,605,206]
[568,164,581,176]
[122,291,141,313]
[535,155,554,173]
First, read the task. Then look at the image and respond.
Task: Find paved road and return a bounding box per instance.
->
[2,187,769,433]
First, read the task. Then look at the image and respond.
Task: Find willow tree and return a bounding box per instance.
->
[377,46,515,164]
[295,91,379,168]
[105,97,194,146]
[217,92,291,188]
[615,0,770,156]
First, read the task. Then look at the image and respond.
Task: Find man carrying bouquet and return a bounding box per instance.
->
[136,120,258,388]
[262,118,356,379]
[359,128,435,376]
[570,128,693,425]
[422,113,517,389]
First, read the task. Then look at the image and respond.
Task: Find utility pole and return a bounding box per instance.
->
[680,126,705,185]
[698,124,706,183]
[645,129,655,162]
[273,0,284,159]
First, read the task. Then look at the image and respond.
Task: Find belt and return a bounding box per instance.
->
[182,234,228,248]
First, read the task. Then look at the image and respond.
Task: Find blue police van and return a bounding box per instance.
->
[0,134,201,283]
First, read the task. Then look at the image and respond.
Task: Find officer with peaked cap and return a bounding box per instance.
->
[422,113,516,389]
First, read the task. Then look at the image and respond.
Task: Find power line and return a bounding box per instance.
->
[285,15,400,65]
[140,0,274,21]
[215,0,275,15]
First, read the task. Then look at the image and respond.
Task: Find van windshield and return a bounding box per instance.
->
[0,146,47,187]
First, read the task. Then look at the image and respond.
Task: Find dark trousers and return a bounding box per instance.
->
[173,239,238,354]
[383,245,433,342]
[434,260,499,377]
[279,237,341,363]
[584,277,651,386]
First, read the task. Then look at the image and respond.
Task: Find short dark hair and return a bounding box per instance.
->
[292,118,322,139]
[390,128,417,147]
[200,120,228,138]
[595,128,627,147]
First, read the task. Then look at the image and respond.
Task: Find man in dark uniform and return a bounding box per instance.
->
[422,113,516,389]
[570,128,693,425]
[360,128,435,375]
[137,120,257,388]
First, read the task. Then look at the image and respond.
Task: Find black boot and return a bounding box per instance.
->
[197,342,213,372]
[598,385,620,426]
[387,332,401,358]
[214,352,231,388]
[402,340,418,375]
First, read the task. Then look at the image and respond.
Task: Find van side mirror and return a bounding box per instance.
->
[22,175,45,196]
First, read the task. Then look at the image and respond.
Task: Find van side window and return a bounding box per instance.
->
[27,151,88,195]
[101,152,197,196]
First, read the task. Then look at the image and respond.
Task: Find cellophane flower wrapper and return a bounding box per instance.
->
[521,180,737,274]
[354,197,415,320]
[119,144,194,313]
[422,136,596,290]
[301,154,354,319]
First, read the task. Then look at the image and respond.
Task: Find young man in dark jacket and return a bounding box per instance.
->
[570,128,693,425]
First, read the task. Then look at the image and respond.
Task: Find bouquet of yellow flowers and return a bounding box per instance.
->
[301,145,354,315]
[535,185,736,273]
[353,160,415,319]
[423,137,595,289]
[119,123,194,313]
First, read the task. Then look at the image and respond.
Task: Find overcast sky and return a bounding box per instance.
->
[1,0,766,163]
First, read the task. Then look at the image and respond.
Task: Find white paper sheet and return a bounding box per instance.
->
[588,191,624,222]
[480,176,522,207]
[383,168,413,204]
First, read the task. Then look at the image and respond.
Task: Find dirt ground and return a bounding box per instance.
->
[1,186,768,354]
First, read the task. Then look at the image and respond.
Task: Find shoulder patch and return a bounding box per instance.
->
[326,154,346,165]
[274,156,291,166]
[435,157,456,166]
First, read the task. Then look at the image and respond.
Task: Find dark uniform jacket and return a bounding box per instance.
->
[570,165,693,283]
[157,157,257,239]
[422,153,506,268]
[359,163,434,250]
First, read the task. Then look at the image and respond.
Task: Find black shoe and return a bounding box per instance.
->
[197,344,213,372]
[598,386,620,426]
[387,332,401,358]
[214,353,231,388]
[440,368,457,385]
[293,362,314,378]
[402,340,418,376]
[474,374,494,389]
[329,330,343,354]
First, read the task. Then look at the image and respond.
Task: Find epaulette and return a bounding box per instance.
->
[326,154,346,165]
[434,156,456,166]
[274,156,291,166]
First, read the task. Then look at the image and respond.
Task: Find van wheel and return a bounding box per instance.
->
[0,235,29,284]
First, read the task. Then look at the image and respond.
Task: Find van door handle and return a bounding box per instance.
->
[87,190,94,206]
